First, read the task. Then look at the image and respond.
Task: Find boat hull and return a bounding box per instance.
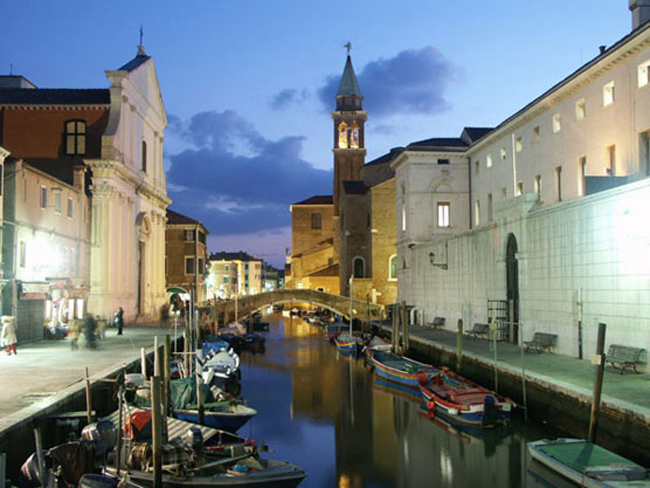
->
[173,406,257,433]
[419,368,513,427]
[367,349,439,388]
[527,438,650,488]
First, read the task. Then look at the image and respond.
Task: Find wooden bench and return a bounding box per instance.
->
[606,344,647,374]
[465,323,490,340]
[524,332,557,354]
[425,317,445,329]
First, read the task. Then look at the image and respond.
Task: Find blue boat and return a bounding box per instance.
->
[366,348,439,388]
[173,403,258,433]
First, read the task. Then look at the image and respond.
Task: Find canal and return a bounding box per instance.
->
[236,313,563,488]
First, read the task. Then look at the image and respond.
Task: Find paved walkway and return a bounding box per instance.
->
[0,324,182,434]
[381,322,650,422]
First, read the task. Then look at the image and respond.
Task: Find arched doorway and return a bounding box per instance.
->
[506,233,519,343]
[136,212,151,316]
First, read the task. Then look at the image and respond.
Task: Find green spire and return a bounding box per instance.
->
[337,55,362,97]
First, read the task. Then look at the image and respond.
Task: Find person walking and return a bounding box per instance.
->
[1,316,17,356]
[115,307,124,335]
[83,313,97,349]
[68,318,80,350]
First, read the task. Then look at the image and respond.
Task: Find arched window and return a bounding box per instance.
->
[65,120,86,155]
[349,123,359,148]
[389,255,397,280]
[352,257,365,278]
[338,122,348,149]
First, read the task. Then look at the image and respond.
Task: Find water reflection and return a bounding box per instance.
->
[238,313,556,488]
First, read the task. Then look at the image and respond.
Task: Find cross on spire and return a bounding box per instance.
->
[139,24,144,46]
[344,42,352,55]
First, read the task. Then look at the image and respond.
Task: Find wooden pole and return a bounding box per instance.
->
[391,303,398,354]
[141,347,147,377]
[154,336,160,377]
[151,376,163,488]
[116,382,123,476]
[588,322,607,442]
[84,367,92,425]
[456,319,463,371]
[197,375,205,425]
[164,335,171,415]
[400,300,407,356]
[34,429,46,488]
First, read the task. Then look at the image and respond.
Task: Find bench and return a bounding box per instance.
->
[606,344,647,374]
[465,323,490,340]
[524,332,557,354]
[425,317,445,329]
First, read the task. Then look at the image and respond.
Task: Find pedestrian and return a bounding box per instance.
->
[68,318,80,350]
[83,313,97,349]
[1,316,17,356]
[115,307,124,335]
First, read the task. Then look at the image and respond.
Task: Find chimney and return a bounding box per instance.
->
[630,0,650,30]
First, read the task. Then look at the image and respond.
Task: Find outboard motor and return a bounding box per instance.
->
[482,395,498,426]
[187,427,203,458]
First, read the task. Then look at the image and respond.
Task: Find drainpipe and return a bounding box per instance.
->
[467,155,473,230]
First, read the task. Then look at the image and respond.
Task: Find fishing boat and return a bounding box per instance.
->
[333,332,364,353]
[326,323,346,340]
[169,377,257,433]
[366,348,439,388]
[201,347,241,386]
[418,366,514,427]
[528,438,650,488]
[362,335,392,357]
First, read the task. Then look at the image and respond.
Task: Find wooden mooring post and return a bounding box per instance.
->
[588,322,607,442]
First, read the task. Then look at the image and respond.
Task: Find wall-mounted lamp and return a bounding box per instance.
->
[429,252,448,270]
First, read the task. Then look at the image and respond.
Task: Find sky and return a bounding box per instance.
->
[2,1,632,268]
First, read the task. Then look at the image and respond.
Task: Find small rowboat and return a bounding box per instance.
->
[418,366,514,427]
[334,332,364,353]
[528,438,650,488]
[366,348,439,388]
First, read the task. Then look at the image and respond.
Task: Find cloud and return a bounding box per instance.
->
[270,88,309,110]
[166,110,332,239]
[317,46,457,118]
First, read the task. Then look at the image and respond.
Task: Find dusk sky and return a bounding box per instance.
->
[3,1,630,268]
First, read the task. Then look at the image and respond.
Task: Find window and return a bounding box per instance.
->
[223,276,229,284]
[579,156,587,196]
[607,145,616,175]
[67,197,74,218]
[474,199,480,226]
[141,141,147,172]
[185,257,196,275]
[198,231,206,244]
[555,166,562,202]
[641,131,650,176]
[198,258,204,275]
[184,230,195,241]
[486,153,493,168]
[54,193,61,214]
[487,194,493,222]
[516,136,523,153]
[603,81,615,106]
[311,213,322,230]
[437,202,450,227]
[501,187,507,200]
[575,98,586,120]
[40,186,47,209]
[552,114,561,134]
[65,120,86,155]
[474,160,480,176]
[338,122,348,149]
[19,240,26,268]
[638,60,650,88]
[401,204,406,232]
[533,126,541,142]
[534,175,542,198]
[389,255,397,281]
[500,147,506,161]
[437,158,450,165]
[352,257,365,278]
[516,181,523,196]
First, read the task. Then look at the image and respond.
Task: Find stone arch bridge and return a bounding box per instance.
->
[208,289,385,325]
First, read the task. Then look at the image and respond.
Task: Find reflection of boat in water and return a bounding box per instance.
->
[528,438,650,488]
[372,376,422,404]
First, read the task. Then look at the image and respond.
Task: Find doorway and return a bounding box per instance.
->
[506,233,519,343]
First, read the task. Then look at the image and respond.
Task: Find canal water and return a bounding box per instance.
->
[236,313,563,488]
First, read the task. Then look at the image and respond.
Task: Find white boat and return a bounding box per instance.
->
[202,347,241,384]
[528,438,650,488]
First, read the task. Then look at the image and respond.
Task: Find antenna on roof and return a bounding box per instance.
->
[344,42,352,55]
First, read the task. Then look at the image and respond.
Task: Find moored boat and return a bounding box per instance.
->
[366,348,439,388]
[333,332,363,353]
[173,403,258,433]
[528,438,650,488]
[418,366,514,427]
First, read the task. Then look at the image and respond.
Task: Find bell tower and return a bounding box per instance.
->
[332,46,367,213]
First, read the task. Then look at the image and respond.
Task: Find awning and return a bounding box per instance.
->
[167,287,188,294]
